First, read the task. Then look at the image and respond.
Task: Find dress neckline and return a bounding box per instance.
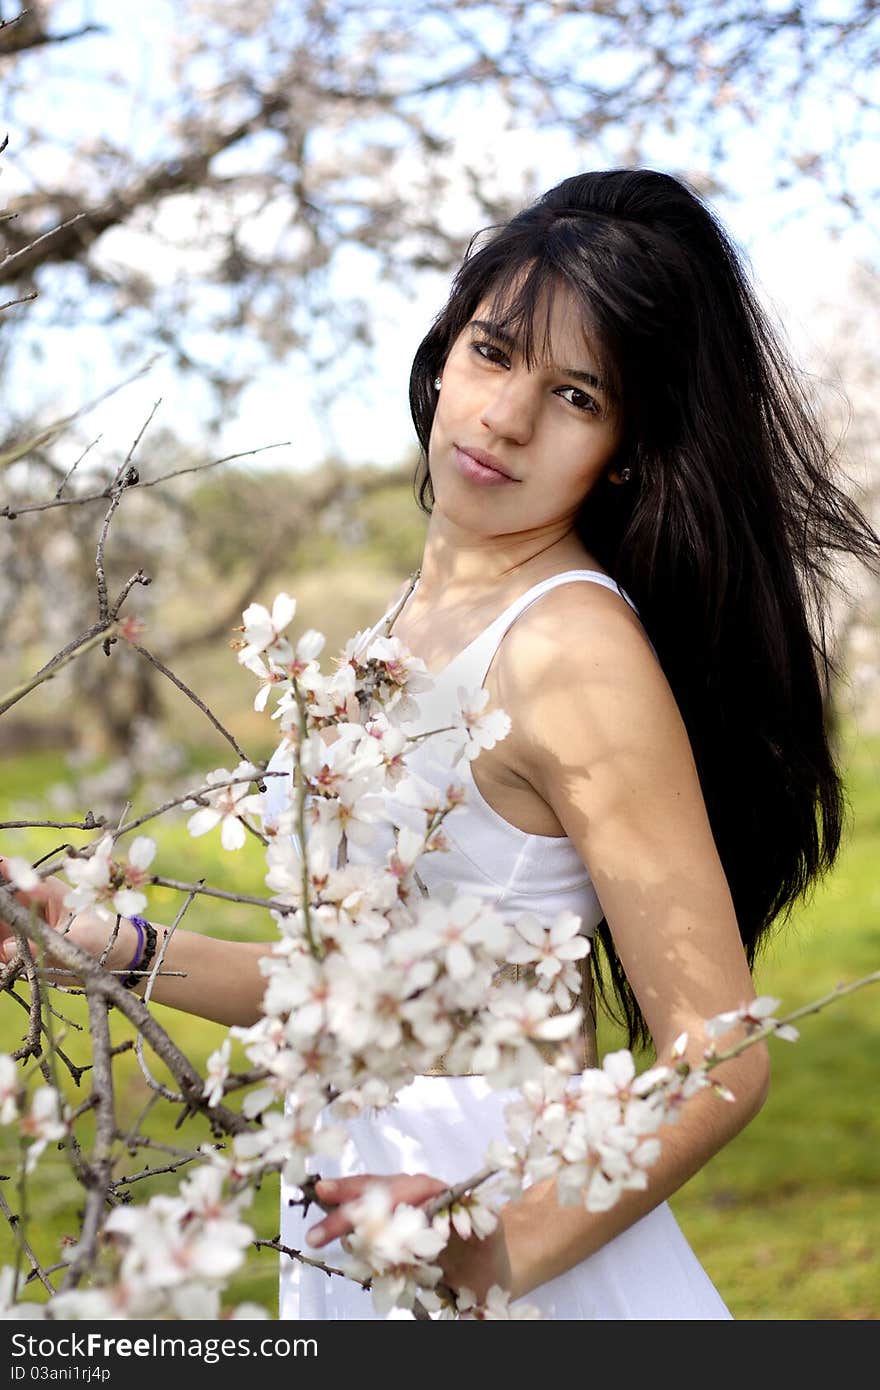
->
[389,568,620,682]
[397,576,491,681]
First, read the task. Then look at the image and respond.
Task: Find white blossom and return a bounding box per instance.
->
[203,1038,231,1108]
[185,763,263,850]
[332,1183,447,1316]
[0,1055,21,1125]
[20,1086,67,1172]
[410,894,511,982]
[231,1104,346,1186]
[103,1165,256,1291]
[112,836,157,917]
[507,910,590,1008]
[431,1189,500,1242]
[60,834,156,922]
[241,654,289,712]
[237,593,298,666]
[705,995,799,1043]
[242,626,326,710]
[455,1283,544,1319]
[4,857,40,891]
[452,684,512,762]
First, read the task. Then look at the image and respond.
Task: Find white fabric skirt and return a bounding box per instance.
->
[278,1074,732,1321]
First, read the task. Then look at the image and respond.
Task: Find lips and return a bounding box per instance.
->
[455,445,518,481]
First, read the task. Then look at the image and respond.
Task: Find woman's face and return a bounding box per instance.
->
[427,282,624,534]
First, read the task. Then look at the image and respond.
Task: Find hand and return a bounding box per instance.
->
[0,855,133,975]
[306,1172,514,1307]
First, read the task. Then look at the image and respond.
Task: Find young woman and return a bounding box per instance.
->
[3,168,878,1319]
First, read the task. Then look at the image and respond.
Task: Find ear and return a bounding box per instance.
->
[606,463,632,486]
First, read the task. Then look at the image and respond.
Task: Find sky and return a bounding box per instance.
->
[2,0,878,477]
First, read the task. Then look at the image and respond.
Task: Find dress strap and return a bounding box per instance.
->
[458,570,646,687]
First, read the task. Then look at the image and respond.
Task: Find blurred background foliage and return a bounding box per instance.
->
[1,0,878,1321]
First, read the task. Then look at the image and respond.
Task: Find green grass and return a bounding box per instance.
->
[2,731,878,1319]
[665,728,880,1320]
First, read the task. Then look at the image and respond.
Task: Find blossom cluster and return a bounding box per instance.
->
[2,589,796,1321]
[487,1048,709,1214]
[0,1054,67,1173]
[0,1165,266,1321]
[62,834,157,923]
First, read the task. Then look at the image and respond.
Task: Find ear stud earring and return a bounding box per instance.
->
[619,467,632,482]
[433,377,442,390]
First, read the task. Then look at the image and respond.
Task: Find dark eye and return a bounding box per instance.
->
[556,385,600,416]
[470,339,509,366]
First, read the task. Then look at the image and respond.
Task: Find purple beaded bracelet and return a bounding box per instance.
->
[120,914,158,989]
[125,916,147,972]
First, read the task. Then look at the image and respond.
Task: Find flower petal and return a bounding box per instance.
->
[186,807,222,837]
[127,836,156,871]
[220,816,247,851]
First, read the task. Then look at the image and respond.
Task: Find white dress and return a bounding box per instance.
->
[263,570,732,1320]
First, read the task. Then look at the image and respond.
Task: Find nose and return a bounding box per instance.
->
[479,371,536,445]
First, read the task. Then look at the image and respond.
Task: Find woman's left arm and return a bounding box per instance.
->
[490,583,771,1298]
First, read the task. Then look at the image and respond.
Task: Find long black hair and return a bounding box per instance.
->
[408,168,880,1052]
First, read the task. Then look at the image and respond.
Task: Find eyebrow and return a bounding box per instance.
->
[469,319,608,395]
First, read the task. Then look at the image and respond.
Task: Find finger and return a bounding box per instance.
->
[313,1176,368,1202]
[1,937,34,963]
[307,1173,449,1247]
[305,1202,357,1247]
[314,1173,447,1204]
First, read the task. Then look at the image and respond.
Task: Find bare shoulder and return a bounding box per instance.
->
[495,579,677,771]
[491,576,712,846]
[505,574,652,655]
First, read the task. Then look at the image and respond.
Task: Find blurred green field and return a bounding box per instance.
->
[1,727,878,1321]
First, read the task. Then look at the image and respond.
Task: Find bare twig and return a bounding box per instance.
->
[59,991,116,1290]
[0,1188,57,1297]
[115,771,286,839]
[1,442,291,511]
[143,441,292,488]
[0,360,160,475]
[55,436,102,499]
[111,400,162,490]
[147,876,296,915]
[0,20,105,56]
[135,886,200,1103]
[8,918,44,1065]
[0,210,91,277]
[95,485,133,631]
[0,291,37,313]
[0,623,118,716]
[0,815,108,831]
[254,1237,373,1290]
[109,569,151,619]
[111,1153,202,1190]
[130,642,251,762]
[32,621,110,681]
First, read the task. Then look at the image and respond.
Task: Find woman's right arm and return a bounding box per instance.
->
[108,922,275,1027]
[0,857,275,1028]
